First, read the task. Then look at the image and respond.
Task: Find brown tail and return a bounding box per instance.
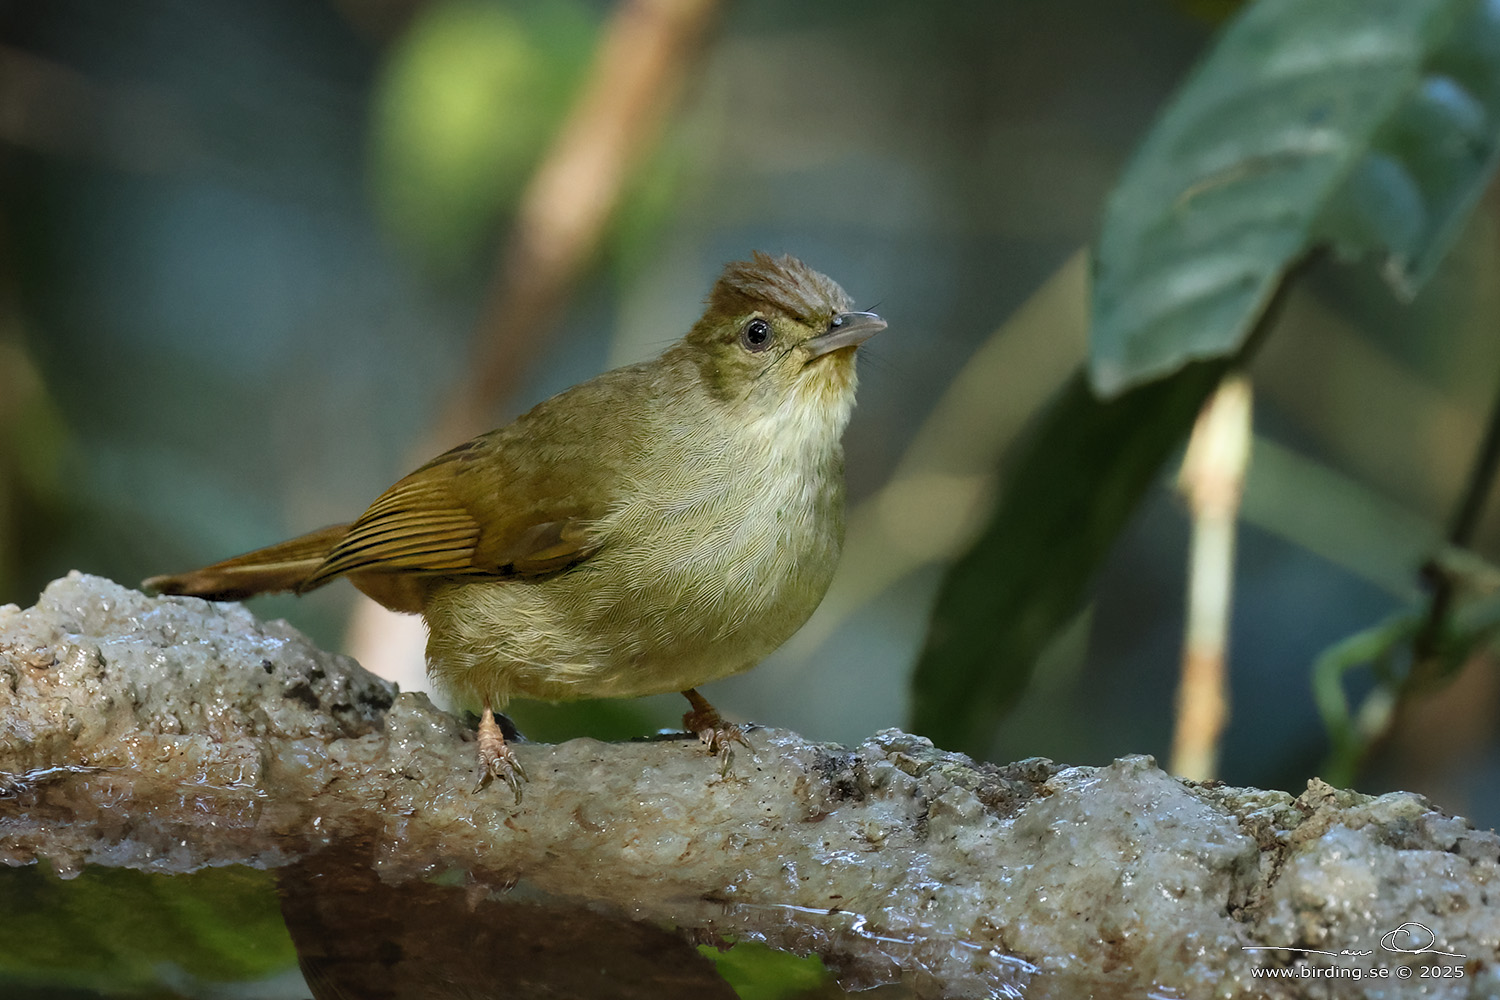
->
[143,523,351,601]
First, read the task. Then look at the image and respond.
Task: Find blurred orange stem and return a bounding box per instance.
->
[432,0,721,450]
[1171,373,1252,781]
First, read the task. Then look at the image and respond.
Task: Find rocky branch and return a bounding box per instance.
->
[1,574,1497,998]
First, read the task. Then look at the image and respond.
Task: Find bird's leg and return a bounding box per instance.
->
[474,701,527,801]
[681,688,752,775]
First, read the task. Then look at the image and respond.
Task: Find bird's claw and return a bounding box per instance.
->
[474,745,528,801]
[683,698,753,776]
[474,707,527,802]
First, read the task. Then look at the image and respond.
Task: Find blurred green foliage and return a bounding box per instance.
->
[500,693,657,745]
[0,865,295,996]
[698,942,836,1000]
[370,0,598,268]
[0,345,72,603]
[1171,0,1247,23]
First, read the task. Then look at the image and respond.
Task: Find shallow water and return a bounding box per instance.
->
[0,852,891,1000]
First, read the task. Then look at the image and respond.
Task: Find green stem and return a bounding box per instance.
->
[1412,366,1500,674]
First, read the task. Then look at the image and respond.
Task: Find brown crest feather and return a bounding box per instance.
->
[694,251,852,332]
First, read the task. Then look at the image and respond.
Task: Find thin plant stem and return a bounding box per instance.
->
[1170,373,1252,781]
[1412,365,1500,679]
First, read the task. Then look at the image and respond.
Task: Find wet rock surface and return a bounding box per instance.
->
[2,574,1498,998]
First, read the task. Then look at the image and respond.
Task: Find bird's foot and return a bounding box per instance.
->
[474,706,528,801]
[681,688,753,776]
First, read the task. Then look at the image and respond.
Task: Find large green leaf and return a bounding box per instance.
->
[1091,0,1500,396]
[911,363,1225,756]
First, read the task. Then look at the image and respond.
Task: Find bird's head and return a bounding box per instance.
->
[680,252,884,423]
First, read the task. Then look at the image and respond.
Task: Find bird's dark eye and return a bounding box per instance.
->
[739,317,772,352]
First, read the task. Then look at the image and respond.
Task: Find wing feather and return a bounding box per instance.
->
[298,437,602,593]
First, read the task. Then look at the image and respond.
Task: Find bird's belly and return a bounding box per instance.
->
[422,472,842,707]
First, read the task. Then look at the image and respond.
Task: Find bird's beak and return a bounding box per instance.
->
[803,311,886,360]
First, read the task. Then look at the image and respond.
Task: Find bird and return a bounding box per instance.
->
[145,252,884,799]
